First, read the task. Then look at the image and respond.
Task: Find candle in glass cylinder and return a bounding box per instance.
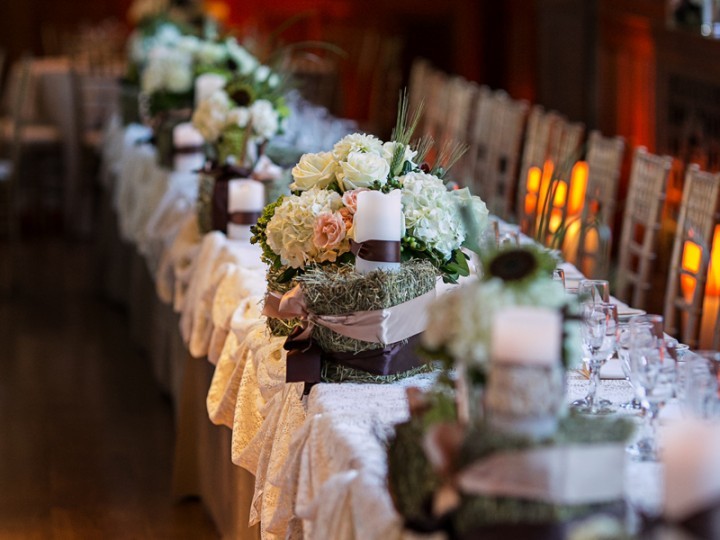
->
[172,122,205,173]
[491,306,562,366]
[353,189,402,274]
[194,73,227,107]
[227,179,265,242]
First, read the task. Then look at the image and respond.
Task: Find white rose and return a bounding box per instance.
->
[249,99,280,140]
[290,152,338,191]
[332,133,384,161]
[338,151,390,191]
[226,107,250,128]
[268,73,280,88]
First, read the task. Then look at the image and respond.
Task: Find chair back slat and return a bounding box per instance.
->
[482,93,528,220]
[575,131,625,278]
[615,147,673,309]
[663,165,720,348]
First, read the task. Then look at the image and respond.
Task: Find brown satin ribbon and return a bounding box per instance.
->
[263,285,435,392]
[229,211,261,225]
[173,144,204,155]
[284,332,426,393]
[350,239,401,263]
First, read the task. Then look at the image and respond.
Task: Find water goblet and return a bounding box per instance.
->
[572,302,618,414]
[627,314,674,461]
[680,351,720,419]
[617,323,643,411]
[577,279,610,306]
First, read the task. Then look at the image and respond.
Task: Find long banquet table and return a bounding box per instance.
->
[100,119,663,539]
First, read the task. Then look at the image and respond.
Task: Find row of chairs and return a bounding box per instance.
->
[408,58,720,350]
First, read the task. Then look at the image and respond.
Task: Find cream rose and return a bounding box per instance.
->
[290,152,338,191]
[313,212,346,250]
[338,151,390,191]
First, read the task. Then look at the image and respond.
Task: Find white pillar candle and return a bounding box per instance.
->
[353,189,403,274]
[491,306,562,366]
[172,122,206,173]
[194,73,227,108]
[227,178,265,242]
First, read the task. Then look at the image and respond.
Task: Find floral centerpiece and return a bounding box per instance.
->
[191,53,288,235]
[250,97,490,387]
[386,245,634,537]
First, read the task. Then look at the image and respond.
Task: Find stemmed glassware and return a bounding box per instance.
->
[577,279,610,305]
[627,314,675,461]
[572,302,618,414]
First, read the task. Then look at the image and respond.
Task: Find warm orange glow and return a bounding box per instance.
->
[536,160,555,218]
[527,166,542,193]
[708,225,720,296]
[549,210,563,233]
[681,241,702,299]
[568,161,588,216]
[525,194,537,216]
[204,1,231,23]
[553,181,568,207]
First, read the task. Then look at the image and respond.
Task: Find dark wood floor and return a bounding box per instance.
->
[0,236,218,539]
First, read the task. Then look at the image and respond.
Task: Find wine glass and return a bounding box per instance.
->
[577,279,610,306]
[681,351,720,419]
[627,314,675,461]
[552,268,566,288]
[617,323,643,411]
[572,302,618,414]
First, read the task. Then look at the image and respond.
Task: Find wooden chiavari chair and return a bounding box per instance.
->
[663,165,720,348]
[574,131,625,278]
[615,147,674,310]
[465,85,494,197]
[481,93,529,220]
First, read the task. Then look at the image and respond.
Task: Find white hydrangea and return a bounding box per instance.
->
[249,99,280,140]
[423,277,570,370]
[400,171,465,259]
[191,90,231,142]
[332,133,384,161]
[266,189,346,268]
[141,45,193,94]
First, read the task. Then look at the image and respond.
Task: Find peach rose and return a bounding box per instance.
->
[313,212,346,250]
[338,207,354,232]
[341,188,369,214]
